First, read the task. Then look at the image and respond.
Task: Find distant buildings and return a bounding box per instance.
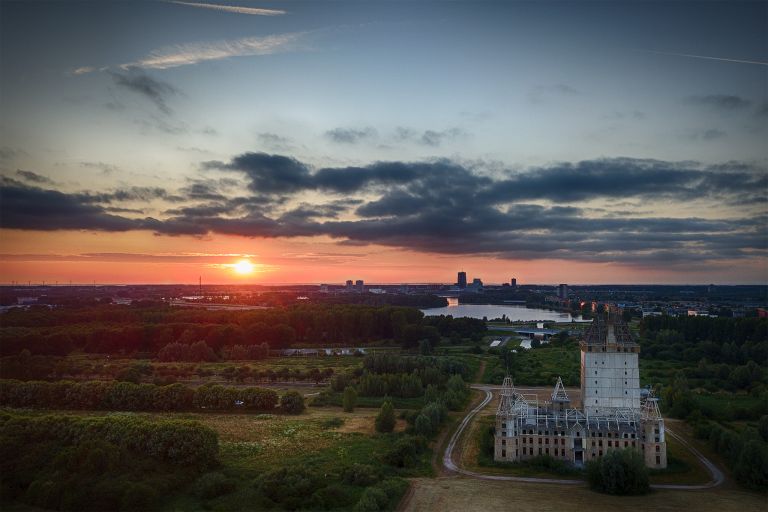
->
[557,283,569,300]
[511,278,517,288]
[355,280,365,293]
[345,280,353,291]
[457,271,467,289]
[466,278,484,293]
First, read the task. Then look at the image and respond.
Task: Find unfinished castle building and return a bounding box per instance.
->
[494,310,667,468]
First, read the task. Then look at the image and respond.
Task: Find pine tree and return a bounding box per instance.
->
[375,399,396,433]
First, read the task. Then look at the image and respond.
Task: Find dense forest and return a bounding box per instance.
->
[640,316,768,364]
[0,304,486,358]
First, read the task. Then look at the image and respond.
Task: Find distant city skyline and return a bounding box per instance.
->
[1,1,766,284]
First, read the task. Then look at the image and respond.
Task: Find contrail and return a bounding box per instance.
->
[168,1,286,16]
[646,49,768,67]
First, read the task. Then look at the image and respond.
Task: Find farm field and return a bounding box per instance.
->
[399,476,766,512]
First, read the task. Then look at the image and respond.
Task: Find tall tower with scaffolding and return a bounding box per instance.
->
[494,306,667,468]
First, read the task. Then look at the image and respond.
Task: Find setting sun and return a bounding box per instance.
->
[233,259,255,275]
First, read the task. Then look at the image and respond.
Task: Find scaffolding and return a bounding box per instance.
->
[497,375,652,433]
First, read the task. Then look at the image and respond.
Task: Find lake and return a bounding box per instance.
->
[421,300,584,322]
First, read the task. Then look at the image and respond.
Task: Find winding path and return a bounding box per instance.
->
[443,388,724,489]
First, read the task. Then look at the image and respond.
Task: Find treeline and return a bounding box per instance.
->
[693,417,768,491]
[327,354,470,410]
[0,352,336,384]
[640,316,768,364]
[0,304,485,357]
[0,412,218,510]
[0,379,278,413]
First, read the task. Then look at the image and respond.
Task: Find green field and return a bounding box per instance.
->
[2,405,428,511]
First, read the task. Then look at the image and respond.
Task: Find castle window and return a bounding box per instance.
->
[599,450,603,456]
[656,456,661,465]
[625,441,628,447]
[538,448,542,455]
[546,448,549,455]
[502,450,506,457]
[656,445,660,452]
[502,440,506,446]
[608,441,612,447]
[592,441,595,447]
[594,371,597,375]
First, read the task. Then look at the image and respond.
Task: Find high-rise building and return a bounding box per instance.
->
[355,279,364,293]
[457,271,467,289]
[345,280,353,290]
[557,283,569,299]
[510,278,517,288]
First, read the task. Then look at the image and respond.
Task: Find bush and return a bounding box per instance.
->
[280,391,305,415]
[343,386,358,412]
[382,435,426,468]
[192,472,237,500]
[354,478,408,511]
[375,399,396,433]
[320,417,344,429]
[341,463,380,486]
[414,413,432,436]
[586,449,649,495]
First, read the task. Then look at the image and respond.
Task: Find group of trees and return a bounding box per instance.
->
[0,303,486,357]
[0,379,279,413]
[0,412,218,510]
[693,416,768,491]
[640,316,767,365]
[331,354,471,406]
[586,449,650,495]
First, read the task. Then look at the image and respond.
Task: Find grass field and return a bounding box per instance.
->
[400,476,767,512]
[2,405,426,510]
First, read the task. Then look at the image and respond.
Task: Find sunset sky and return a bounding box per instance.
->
[0,0,766,285]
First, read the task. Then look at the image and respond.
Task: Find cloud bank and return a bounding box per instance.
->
[1,154,765,267]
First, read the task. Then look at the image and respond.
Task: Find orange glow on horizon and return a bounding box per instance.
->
[232,259,255,275]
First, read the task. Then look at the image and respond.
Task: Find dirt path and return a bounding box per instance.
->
[442,387,726,490]
[474,359,487,384]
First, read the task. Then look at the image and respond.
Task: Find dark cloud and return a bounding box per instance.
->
[691,128,726,140]
[15,170,53,184]
[0,147,27,161]
[2,155,765,266]
[394,127,466,146]
[685,94,752,110]
[80,161,120,174]
[111,69,180,115]
[257,132,294,151]
[325,127,377,144]
[530,83,580,103]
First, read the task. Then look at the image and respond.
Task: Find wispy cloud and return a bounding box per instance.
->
[168,1,285,16]
[645,49,768,67]
[121,32,305,70]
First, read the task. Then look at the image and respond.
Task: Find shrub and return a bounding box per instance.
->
[414,413,433,436]
[375,399,396,433]
[586,449,649,495]
[341,463,380,486]
[280,391,305,415]
[192,472,237,500]
[320,417,344,429]
[354,478,408,512]
[382,435,426,468]
[343,386,358,412]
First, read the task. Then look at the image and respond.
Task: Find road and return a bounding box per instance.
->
[443,387,725,489]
